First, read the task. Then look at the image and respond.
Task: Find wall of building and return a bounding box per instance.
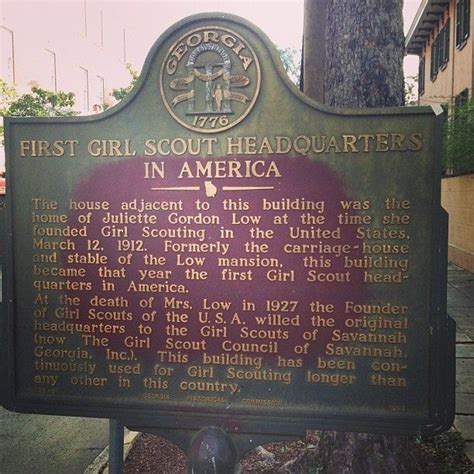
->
[412,1,474,272]
[1,1,131,112]
[418,0,473,106]
[442,175,474,272]
[0,1,137,172]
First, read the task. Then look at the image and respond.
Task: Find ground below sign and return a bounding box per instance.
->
[1,13,454,437]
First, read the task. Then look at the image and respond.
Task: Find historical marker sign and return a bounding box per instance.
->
[1,14,454,436]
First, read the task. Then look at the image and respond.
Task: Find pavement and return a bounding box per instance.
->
[449,263,474,462]
[0,408,109,474]
[84,428,139,474]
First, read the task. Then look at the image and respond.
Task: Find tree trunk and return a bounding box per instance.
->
[300,2,410,472]
[303,0,405,108]
[302,0,327,102]
[275,431,419,473]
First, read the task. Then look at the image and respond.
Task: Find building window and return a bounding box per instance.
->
[456,0,470,47]
[79,67,90,112]
[430,20,450,80]
[93,75,105,112]
[455,88,469,108]
[100,10,104,47]
[418,58,425,96]
[452,89,470,127]
[45,49,57,92]
[1,27,15,83]
[122,28,127,62]
[83,0,88,37]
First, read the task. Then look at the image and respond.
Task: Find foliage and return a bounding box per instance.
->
[306,466,324,474]
[419,431,471,473]
[1,82,77,146]
[443,99,474,175]
[111,63,139,101]
[0,80,17,114]
[5,86,78,117]
[404,75,418,106]
[0,79,18,135]
[277,46,301,86]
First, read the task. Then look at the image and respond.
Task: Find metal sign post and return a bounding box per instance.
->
[109,420,124,474]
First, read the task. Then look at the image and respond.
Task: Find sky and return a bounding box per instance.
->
[107,0,422,75]
[1,0,423,85]
[0,0,423,173]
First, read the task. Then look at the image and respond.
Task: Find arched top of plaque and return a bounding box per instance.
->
[102,12,433,131]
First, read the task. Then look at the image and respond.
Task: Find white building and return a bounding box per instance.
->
[1,1,141,171]
[1,1,133,112]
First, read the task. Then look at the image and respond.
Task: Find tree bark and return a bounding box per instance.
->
[300,2,410,472]
[304,0,405,107]
[276,431,419,473]
[325,0,405,107]
[302,0,327,102]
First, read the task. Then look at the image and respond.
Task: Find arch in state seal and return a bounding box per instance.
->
[160,26,261,133]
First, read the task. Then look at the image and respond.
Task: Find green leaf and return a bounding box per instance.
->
[5,86,78,117]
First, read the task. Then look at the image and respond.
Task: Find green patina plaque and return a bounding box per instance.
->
[1,14,454,437]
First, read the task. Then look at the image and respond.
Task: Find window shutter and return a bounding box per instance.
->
[444,20,450,64]
[436,35,441,71]
[464,0,470,40]
[439,29,444,67]
[456,0,462,46]
[419,58,425,96]
[430,42,436,80]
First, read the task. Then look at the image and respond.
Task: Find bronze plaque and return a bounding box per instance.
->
[1,13,454,436]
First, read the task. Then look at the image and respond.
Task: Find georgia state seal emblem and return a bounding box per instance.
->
[160,26,261,133]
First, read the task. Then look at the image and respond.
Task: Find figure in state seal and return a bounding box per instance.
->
[160,26,261,133]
